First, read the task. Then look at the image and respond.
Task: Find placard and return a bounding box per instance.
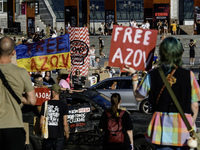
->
[35,88,51,105]
[67,103,93,133]
[109,25,158,71]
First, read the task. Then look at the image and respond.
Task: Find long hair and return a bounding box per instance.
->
[159,37,183,68]
[107,93,121,117]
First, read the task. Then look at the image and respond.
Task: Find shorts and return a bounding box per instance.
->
[164,26,168,29]
[99,47,104,55]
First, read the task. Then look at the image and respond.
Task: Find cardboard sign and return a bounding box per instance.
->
[67,103,93,133]
[100,73,110,81]
[35,88,51,105]
[72,76,86,85]
[15,34,71,72]
[109,25,158,71]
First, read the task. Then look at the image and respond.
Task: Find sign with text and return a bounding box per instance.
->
[35,88,51,105]
[109,25,158,71]
[15,34,71,72]
[67,103,93,133]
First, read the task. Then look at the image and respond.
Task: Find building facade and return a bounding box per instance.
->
[0,0,199,35]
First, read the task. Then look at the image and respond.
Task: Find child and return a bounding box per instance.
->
[189,39,196,65]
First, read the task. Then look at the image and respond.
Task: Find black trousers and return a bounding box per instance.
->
[0,128,26,150]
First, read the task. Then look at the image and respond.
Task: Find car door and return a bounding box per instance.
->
[94,79,120,99]
[118,79,138,110]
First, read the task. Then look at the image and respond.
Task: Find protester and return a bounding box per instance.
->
[99,37,106,58]
[60,27,64,35]
[16,38,22,45]
[34,74,45,87]
[22,36,27,44]
[51,31,57,38]
[189,39,197,65]
[109,21,114,34]
[40,83,69,150]
[94,57,100,69]
[163,20,168,34]
[130,19,134,27]
[73,69,83,90]
[157,20,162,35]
[100,22,105,35]
[140,22,146,29]
[123,37,200,149]
[43,71,55,85]
[0,37,36,150]
[145,21,150,29]
[99,93,134,150]
[171,21,177,35]
[89,44,96,67]
[105,66,115,78]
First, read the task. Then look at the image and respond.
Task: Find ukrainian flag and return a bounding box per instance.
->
[15,34,71,72]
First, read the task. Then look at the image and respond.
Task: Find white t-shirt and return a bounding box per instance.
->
[146,23,150,29]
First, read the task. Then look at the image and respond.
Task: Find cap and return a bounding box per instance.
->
[100,67,106,72]
[51,84,61,92]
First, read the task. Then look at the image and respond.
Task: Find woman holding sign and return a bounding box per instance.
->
[123,37,200,150]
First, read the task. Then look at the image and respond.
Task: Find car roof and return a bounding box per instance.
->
[89,76,132,88]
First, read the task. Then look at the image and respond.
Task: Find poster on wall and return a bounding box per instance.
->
[153,4,170,29]
[195,7,200,34]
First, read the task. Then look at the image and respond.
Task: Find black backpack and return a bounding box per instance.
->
[106,110,125,143]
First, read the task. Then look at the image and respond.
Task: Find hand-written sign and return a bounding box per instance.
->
[67,103,93,133]
[15,34,71,72]
[35,88,51,105]
[72,76,86,85]
[109,25,158,71]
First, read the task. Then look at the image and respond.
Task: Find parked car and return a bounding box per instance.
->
[88,76,151,114]
[22,89,154,150]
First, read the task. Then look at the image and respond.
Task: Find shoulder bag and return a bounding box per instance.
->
[41,101,48,139]
[159,67,200,149]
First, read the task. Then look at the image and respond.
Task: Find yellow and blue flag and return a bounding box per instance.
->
[15,34,71,72]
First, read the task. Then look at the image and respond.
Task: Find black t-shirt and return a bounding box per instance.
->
[99,109,133,150]
[40,100,68,138]
[99,39,104,48]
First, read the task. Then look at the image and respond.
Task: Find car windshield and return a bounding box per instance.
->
[84,90,111,110]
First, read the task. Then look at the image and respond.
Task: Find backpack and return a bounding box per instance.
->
[106,110,125,143]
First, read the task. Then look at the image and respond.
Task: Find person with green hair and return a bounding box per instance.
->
[123,37,200,150]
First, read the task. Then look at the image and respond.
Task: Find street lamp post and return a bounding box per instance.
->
[124,1,134,23]
[90,4,99,35]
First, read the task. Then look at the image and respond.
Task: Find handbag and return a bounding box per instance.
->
[158,67,200,149]
[41,101,48,139]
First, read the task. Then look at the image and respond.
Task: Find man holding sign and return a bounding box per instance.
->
[109,25,158,71]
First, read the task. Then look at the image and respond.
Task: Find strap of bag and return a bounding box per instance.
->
[158,67,194,136]
[0,69,21,104]
[44,101,48,117]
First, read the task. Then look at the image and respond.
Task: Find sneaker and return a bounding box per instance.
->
[104,55,107,59]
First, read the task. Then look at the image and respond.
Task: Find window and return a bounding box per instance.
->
[184,0,194,19]
[119,80,132,89]
[0,0,3,13]
[96,80,119,90]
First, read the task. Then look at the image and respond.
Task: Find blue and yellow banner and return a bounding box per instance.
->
[15,34,71,72]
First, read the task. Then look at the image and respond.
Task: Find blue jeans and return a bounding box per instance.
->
[43,137,64,150]
[155,145,189,150]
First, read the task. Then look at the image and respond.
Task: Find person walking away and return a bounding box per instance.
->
[99,93,134,150]
[123,37,200,150]
[40,84,69,150]
[164,20,168,34]
[0,37,36,150]
[145,21,150,29]
[157,20,162,35]
[171,21,177,35]
[99,37,106,58]
[101,22,105,36]
[189,39,196,65]
[60,27,64,35]
[89,44,96,67]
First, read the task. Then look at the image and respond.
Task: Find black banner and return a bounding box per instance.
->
[67,103,93,133]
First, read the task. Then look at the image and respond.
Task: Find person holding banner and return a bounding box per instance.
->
[123,37,200,150]
[0,37,36,150]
